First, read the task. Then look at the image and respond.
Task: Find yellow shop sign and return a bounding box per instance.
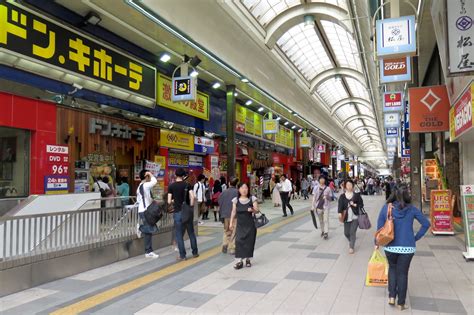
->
[160,129,194,151]
[157,73,210,120]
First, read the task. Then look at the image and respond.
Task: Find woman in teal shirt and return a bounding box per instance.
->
[117,177,130,206]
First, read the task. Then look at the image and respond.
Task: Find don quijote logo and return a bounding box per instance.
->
[383,58,407,76]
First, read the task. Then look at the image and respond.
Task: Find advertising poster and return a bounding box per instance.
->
[460,185,474,259]
[430,190,454,235]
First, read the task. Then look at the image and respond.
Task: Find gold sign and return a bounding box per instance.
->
[160,129,194,151]
[263,119,279,134]
[300,136,311,148]
[254,113,262,137]
[157,73,209,120]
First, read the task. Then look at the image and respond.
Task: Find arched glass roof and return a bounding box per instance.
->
[240,0,382,151]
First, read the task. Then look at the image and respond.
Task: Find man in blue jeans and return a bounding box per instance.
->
[168,168,199,261]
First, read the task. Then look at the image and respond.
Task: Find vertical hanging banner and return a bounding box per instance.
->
[376,15,417,58]
[446,1,474,76]
[460,185,474,259]
[263,119,279,134]
[449,83,473,141]
[430,190,454,235]
[384,112,401,128]
[300,136,311,148]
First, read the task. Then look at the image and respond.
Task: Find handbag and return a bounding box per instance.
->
[254,212,269,228]
[375,203,394,246]
[358,207,372,230]
[139,184,163,226]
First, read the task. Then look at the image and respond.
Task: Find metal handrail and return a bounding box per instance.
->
[0,198,176,267]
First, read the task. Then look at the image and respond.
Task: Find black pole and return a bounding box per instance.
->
[226,85,236,179]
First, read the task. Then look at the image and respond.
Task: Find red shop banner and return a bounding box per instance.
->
[430,189,454,235]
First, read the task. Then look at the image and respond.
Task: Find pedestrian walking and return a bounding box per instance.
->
[301,177,310,200]
[211,179,222,222]
[270,176,282,207]
[229,182,259,269]
[218,177,239,254]
[338,179,364,254]
[168,168,199,261]
[277,174,294,217]
[375,184,430,310]
[193,174,207,224]
[136,170,158,258]
[312,176,332,239]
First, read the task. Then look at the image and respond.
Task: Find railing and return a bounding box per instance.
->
[0,197,28,217]
[0,197,175,267]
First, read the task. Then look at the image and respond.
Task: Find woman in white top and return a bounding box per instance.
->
[337,179,364,254]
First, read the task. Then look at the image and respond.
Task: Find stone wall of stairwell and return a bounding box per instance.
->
[444,142,461,217]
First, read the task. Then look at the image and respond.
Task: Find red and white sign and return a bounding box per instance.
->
[430,190,454,235]
[331,150,337,158]
[316,144,326,153]
[409,85,451,132]
[45,144,70,176]
[194,136,214,147]
[449,84,473,141]
[383,92,403,111]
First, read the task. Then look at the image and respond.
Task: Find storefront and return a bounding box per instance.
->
[56,107,161,196]
[0,92,57,196]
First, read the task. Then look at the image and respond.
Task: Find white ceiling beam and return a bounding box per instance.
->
[330,97,372,115]
[343,115,376,128]
[310,67,365,94]
[264,3,351,49]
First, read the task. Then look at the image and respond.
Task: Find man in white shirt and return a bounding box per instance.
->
[193,174,207,224]
[136,170,158,258]
[277,174,294,217]
[92,177,110,208]
[367,177,375,195]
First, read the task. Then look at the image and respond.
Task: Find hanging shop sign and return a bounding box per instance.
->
[236,104,246,133]
[386,137,397,147]
[300,136,311,148]
[447,1,474,76]
[386,146,397,153]
[384,112,401,128]
[210,155,219,169]
[383,92,404,112]
[194,136,215,154]
[385,127,399,137]
[401,101,411,158]
[160,129,194,151]
[157,73,209,120]
[263,119,279,134]
[430,189,454,235]
[188,155,203,167]
[144,160,163,177]
[376,15,416,58]
[449,83,473,141]
[171,76,196,103]
[331,150,337,158]
[168,152,189,167]
[409,85,450,132]
[89,118,145,141]
[380,57,412,83]
[316,144,326,153]
[0,1,155,103]
[460,185,474,259]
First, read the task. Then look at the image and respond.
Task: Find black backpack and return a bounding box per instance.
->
[181,185,194,224]
[139,184,163,226]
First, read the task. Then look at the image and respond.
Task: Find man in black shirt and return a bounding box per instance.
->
[168,168,198,261]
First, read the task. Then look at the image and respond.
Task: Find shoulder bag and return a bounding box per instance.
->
[254,212,269,228]
[375,203,394,246]
[358,207,372,229]
[181,185,194,223]
[140,184,163,226]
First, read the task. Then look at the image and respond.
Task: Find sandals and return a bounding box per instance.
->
[246,259,252,267]
[234,261,244,270]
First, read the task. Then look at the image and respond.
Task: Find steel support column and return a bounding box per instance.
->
[226,85,236,179]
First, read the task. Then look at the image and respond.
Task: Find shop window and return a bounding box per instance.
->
[0,127,29,197]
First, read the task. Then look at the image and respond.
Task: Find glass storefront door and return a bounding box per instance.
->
[0,127,30,197]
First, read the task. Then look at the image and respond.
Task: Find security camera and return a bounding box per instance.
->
[72,83,83,90]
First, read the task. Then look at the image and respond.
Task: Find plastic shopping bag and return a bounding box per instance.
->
[365,250,388,287]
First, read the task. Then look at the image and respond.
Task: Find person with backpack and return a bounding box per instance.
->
[312,176,332,240]
[375,184,430,310]
[136,170,158,258]
[168,168,199,261]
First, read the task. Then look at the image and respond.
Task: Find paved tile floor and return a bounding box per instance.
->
[1,195,473,314]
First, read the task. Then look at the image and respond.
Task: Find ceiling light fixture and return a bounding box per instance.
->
[84,11,102,26]
[291,125,297,130]
[241,77,249,83]
[212,82,221,89]
[293,112,297,116]
[234,92,238,97]
[298,128,303,133]
[284,121,289,126]
[190,70,199,77]
[276,117,281,121]
[245,100,252,106]
[303,15,315,29]
[335,74,342,83]
[159,53,171,63]
[258,107,264,112]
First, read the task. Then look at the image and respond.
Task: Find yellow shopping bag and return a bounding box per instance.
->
[365,250,388,287]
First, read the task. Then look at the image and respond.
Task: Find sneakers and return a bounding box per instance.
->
[174,246,179,252]
[222,245,228,254]
[198,221,204,225]
[136,224,142,238]
[349,248,355,254]
[145,252,159,258]
[282,214,288,217]
[323,233,329,240]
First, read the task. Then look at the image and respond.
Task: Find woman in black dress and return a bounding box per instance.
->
[338,180,364,254]
[229,182,259,269]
